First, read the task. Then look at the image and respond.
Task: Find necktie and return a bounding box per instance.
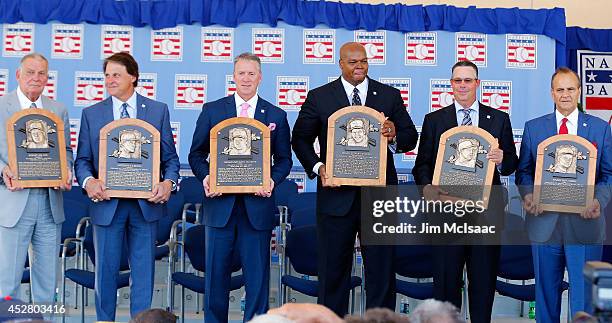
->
[239,102,250,117]
[461,108,472,126]
[558,117,568,134]
[29,102,37,109]
[351,88,362,106]
[120,103,130,119]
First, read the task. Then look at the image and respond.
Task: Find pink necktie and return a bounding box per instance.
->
[240,102,250,117]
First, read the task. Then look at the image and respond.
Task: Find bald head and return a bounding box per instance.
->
[339,42,368,86]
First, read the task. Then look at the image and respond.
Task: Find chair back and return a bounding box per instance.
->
[285,225,318,276]
[288,192,316,213]
[394,245,433,279]
[179,177,204,223]
[497,245,534,280]
[275,180,298,208]
[156,191,185,245]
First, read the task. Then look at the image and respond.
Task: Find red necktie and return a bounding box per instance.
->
[558,117,568,135]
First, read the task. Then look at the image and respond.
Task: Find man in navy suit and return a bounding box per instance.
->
[74,52,180,321]
[291,42,418,316]
[412,60,518,323]
[516,67,612,321]
[188,52,292,323]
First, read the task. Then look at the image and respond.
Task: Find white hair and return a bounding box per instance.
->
[409,299,465,323]
[18,52,48,72]
[248,313,294,323]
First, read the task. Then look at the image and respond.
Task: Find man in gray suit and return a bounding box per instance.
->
[0,53,73,302]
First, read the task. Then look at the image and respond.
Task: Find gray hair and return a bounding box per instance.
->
[18,52,48,72]
[409,299,465,323]
[234,52,261,71]
[248,313,294,323]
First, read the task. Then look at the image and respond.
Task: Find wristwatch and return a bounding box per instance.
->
[169,179,177,191]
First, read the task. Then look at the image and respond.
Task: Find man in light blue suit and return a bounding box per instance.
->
[0,53,73,303]
[516,67,612,322]
[75,52,180,321]
[189,52,292,323]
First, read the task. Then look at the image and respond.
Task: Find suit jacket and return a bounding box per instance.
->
[292,77,418,216]
[0,91,73,227]
[74,94,180,226]
[188,95,292,231]
[412,103,518,226]
[515,112,612,243]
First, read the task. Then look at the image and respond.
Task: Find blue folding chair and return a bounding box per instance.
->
[178,177,203,224]
[61,222,130,323]
[394,245,434,301]
[274,180,298,226]
[280,225,362,314]
[169,224,244,323]
[156,191,185,261]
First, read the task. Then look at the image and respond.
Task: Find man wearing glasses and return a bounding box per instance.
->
[412,60,518,323]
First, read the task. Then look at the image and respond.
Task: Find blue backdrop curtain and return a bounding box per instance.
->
[566,27,612,70]
[0,0,567,66]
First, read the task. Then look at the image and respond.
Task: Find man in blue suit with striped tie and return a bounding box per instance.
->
[75,52,180,321]
[189,52,292,323]
[516,67,612,322]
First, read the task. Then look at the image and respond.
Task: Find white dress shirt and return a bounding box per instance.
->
[111,92,138,120]
[234,94,258,118]
[17,87,44,110]
[555,108,579,135]
[454,100,480,128]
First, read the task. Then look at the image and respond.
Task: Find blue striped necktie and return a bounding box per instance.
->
[120,103,130,119]
[461,108,472,126]
[351,87,361,106]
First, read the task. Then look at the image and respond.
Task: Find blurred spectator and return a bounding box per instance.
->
[129,308,177,323]
[409,299,464,323]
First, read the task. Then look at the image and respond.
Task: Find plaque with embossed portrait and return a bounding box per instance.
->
[99,119,160,198]
[210,117,270,193]
[533,134,597,213]
[432,126,497,208]
[6,109,69,187]
[325,106,387,186]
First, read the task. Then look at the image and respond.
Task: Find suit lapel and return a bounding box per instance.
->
[331,78,350,108]
[478,103,493,133]
[254,96,267,124]
[442,105,458,130]
[226,95,237,119]
[364,77,380,109]
[135,94,147,122]
[577,112,588,138]
[544,113,558,137]
[101,98,114,125]
[6,92,21,115]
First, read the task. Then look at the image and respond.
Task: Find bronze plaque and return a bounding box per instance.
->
[533,134,597,213]
[6,109,68,187]
[325,106,387,186]
[432,126,497,208]
[210,117,270,194]
[99,119,160,199]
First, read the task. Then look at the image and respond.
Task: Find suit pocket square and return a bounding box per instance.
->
[268,123,276,131]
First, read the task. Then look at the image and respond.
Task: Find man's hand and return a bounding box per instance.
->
[319,164,339,187]
[423,184,448,201]
[2,166,23,191]
[84,178,110,202]
[255,179,274,198]
[486,146,503,165]
[380,112,396,143]
[203,175,222,197]
[54,169,73,191]
[522,193,542,215]
[581,199,601,219]
[148,179,173,204]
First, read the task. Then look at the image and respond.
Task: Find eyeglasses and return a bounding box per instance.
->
[451,78,477,85]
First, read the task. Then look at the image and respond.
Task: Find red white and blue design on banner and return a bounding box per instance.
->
[430,79,453,112]
[402,126,421,161]
[277,76,308,111]
[304,29,335,64]
[225,75,236,97]
[43,70,57,100]
[480,80,512,114]
[253,28,284,63]
[513,128,523,155]
[379,78,411,112]
[74,72,105,106]
[397,174,414,185]
[578,51,612,126]
[3,23,34,57]
[405,32,436,66]
[151,27,183,61]
[52,24,83,59]
[170,121,180,153]
[456,32,487,67]
[0,69,8,96]
[69,118,80,152]
[101,25,133,59]
[506,34,537,69]
[287,171,307,193]
[201,28,233,62]
[355,31,385,65]
[175,74,206,109]
[135,73,157,100]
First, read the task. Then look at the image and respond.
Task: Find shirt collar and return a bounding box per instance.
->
[234,93,258,109]
[340,76,368,101]
[111,91,137,109]
[555,107,579,127]
[454,100,479,113]
[16,87,43,109]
